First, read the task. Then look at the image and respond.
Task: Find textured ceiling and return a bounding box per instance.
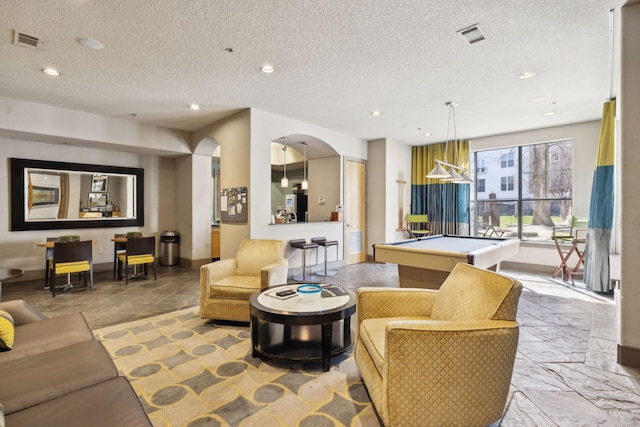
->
[0,0,625,146]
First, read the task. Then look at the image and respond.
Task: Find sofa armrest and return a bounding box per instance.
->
[382,319,519,426]
[260,259,289,289]
[203,258,237,283]
[0,300,48,326]
[356,288,437,328]
[199,259,237,310]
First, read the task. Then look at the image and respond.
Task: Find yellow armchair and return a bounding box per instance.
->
[354,262,522,427]
[199,239,288,322]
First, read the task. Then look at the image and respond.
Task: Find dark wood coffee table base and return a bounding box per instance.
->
[250,286,356,372]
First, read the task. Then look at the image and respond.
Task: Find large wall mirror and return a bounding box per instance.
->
[271,134,340,223]
[10,158,144,231]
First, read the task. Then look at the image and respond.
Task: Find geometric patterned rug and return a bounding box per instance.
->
[94,308,382,427]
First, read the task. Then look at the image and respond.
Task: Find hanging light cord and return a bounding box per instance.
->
[283,146,287,177]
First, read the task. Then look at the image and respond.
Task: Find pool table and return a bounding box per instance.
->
[373,234,520,289]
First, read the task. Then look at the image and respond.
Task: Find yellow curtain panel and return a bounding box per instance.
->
[411,140,470,185]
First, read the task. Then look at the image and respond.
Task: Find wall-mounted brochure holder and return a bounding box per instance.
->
[221,186,248,223]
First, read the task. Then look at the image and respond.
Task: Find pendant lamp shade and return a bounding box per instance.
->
[442,168,463,181]
[426,162,450,179]
[455,170,474,184]
[301,141,308,190]
[281,143,288,188]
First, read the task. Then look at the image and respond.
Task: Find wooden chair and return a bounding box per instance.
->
[49,240,93,297]
[112,233,126,276]
[44,237,59,289]
[552,217,588,282]
[406,214,431,238]
[118,236,156,285]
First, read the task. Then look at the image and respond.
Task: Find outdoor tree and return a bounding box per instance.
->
[523,141,572,226]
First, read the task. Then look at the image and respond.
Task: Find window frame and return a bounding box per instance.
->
[471,139,573,241]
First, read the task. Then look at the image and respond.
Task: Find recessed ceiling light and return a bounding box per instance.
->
[370,111,381,116]
[76,37,104,50]
[518,71,536,79]
[42,68,61,76]
[189,104,200,110]
[423,132,431,137]
[260,65,275,73]
[544,111,556,116]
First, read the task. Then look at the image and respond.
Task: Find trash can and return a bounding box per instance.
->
[160,231,180,266]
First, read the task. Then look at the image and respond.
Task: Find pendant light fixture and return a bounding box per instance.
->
[281,138,289,188]
[426,102,473,183]
[301,141,309,190]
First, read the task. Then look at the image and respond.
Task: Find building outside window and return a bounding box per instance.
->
[500,152,515,168]
[477,178,486,193]
[501,176,515,191]
[470,140,573,241]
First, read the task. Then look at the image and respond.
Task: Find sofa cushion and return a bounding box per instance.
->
[210,276,261,298]
[5,377,152,427]
[0,310,14,351]
[431,264,518,321]
[359,316,428,376]
[0,340,118,414]
[0,300,48,326]
[0,313,94,363]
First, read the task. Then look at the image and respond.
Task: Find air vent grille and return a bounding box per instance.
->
[13,31,39,49]
[457,24,485,45]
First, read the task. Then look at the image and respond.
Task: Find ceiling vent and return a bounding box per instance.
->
[457,24,485,45]
[13,30,39,49]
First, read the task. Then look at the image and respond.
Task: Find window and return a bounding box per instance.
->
[477,179,485,193]
[500,176,514,191]
[470,140,573,241]
[477,159,487,174]
[500,152,515,168]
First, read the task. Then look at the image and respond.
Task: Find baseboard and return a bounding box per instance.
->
[500,261,556,275]
[617,344,640,369]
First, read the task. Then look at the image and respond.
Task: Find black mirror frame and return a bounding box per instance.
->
[10,158,144,231]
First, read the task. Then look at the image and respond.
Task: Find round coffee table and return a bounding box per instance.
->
[250,284,356,372]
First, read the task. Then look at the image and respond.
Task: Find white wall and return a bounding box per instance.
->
[249,108,367,268]
[385,139,412,244]
[0,97,192,154]
[620,1,640,359]
[175,154,213,264]
[366,138,412,256]
[471,120,601,268]
[307,156,340,222]
[0,137,176,277]
[193,110,251,259]
[471,120,600,217]
[367,139,386,253]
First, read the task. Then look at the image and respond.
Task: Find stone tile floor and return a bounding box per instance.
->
[3,262,639,425]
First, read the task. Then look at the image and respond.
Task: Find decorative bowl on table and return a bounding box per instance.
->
[296,284,323,301]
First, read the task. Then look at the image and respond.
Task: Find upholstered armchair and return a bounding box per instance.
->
[199,239,288,322]
[355,262,522,427]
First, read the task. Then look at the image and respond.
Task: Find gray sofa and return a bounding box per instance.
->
[0,299,151,427]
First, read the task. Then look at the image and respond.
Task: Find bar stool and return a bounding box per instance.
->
[289,239,319,281]
[311,237,338,276]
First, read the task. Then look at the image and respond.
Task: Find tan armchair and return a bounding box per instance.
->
[355,263,522,427]
[199,239,288,322]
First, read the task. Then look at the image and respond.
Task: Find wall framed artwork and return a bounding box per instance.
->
[88,192,109,207]
[91,175,108,191]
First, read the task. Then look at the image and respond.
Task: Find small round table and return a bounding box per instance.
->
[0,268,24,302]
[250,284,356,372]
